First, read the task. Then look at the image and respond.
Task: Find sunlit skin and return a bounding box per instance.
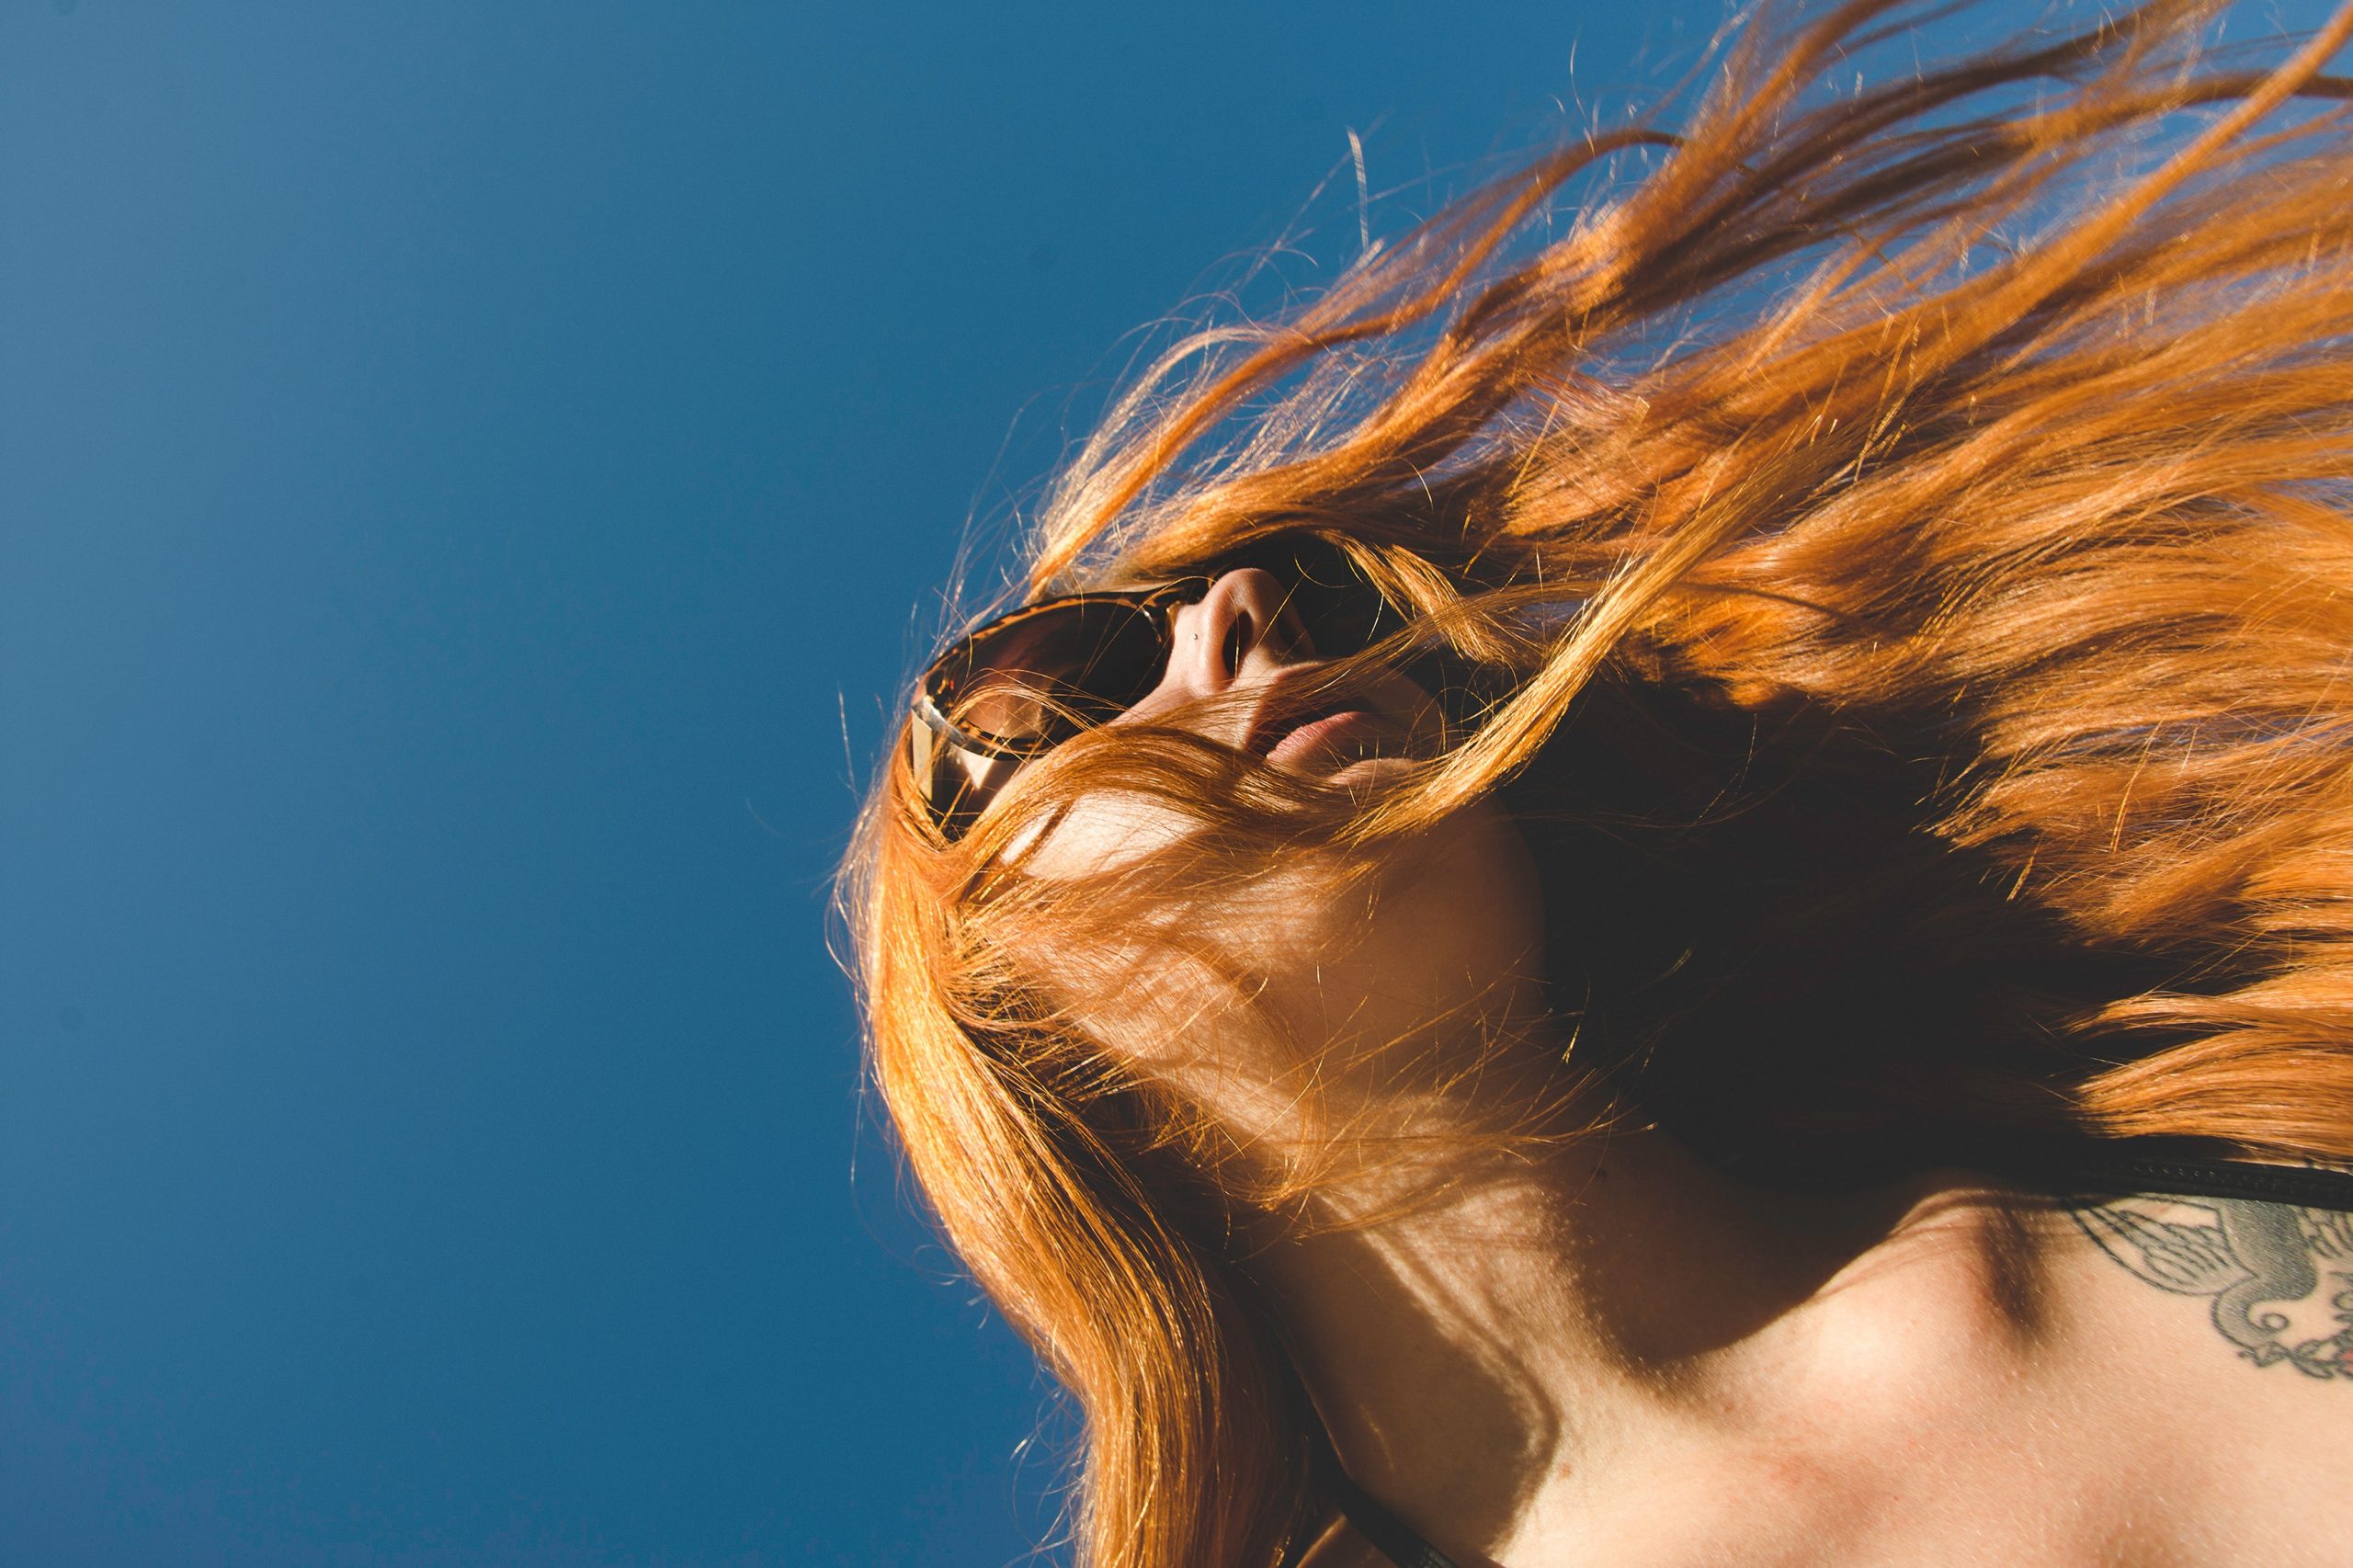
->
[1013,574,2353,1567]
[1016,568,1565,1180]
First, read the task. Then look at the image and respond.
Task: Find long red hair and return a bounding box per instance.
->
[842,3,2353,1562]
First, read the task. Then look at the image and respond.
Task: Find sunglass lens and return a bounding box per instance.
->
[933,600,1168,747]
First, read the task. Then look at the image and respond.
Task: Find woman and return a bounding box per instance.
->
[845,1,2353,1562]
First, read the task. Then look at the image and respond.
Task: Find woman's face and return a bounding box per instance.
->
[1013,570,1557,1158]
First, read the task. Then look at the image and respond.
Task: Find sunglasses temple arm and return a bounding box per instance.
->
[908,703,1029,832]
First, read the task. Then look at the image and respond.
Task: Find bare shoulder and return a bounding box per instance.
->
[2066,1188,2353,1382]
[2056,1184,2353,1563]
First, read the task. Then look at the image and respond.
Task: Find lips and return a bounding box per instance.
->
[1263,708,1383,770]
[1240,671,1392,773]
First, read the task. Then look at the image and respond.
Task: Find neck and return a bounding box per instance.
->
[1249,1088,2017,1562]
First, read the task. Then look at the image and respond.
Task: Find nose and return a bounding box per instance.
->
[1130,568,1304,721]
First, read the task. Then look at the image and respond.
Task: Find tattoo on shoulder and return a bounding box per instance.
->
[2069,1193,2353,1380]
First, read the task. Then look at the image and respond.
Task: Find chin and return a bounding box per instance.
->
[1233,797,1549,1063]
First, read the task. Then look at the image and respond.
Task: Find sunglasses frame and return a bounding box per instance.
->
[906,540,1404,839]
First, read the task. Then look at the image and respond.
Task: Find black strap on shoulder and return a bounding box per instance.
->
[2032,1151,2353,1212]
[1323,1465,1462,1568]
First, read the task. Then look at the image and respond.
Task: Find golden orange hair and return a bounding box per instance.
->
[841,2,2353,1562]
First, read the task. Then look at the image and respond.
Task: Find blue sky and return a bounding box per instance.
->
[0,1,2223,1562]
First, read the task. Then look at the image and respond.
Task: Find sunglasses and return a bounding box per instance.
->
[907,545,1396,838]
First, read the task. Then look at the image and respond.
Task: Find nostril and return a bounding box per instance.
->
[1223,614,1252,677]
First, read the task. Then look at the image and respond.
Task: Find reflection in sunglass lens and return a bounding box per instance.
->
[935,601,1169,747]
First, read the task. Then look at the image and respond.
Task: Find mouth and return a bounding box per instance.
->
[1243,676,1393,773]
[1264,708,1385,770]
